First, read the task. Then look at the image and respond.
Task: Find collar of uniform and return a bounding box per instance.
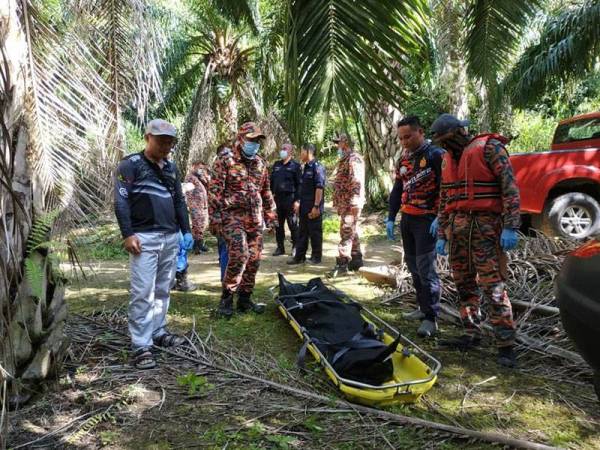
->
[305,159,316,167]
[141,150,171,171]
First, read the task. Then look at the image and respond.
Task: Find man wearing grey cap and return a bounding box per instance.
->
[430,113,520,368]
[114,119,193,369]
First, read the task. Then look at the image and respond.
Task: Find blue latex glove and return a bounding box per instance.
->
[429,217,439,238]
[500,228,518,251]
[385,219,395,241]
[182,232,194,251]
[435,239,448,256]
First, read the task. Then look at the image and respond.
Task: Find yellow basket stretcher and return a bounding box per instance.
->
[269,282,441,406]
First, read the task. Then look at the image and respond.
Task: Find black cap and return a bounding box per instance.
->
[431,113,470,136]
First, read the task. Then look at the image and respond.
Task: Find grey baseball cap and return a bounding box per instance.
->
[431,114,470,136]
[145,119,177,137]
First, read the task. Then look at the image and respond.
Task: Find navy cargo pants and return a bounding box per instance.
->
[294,214,323,260]
[275,194,298,251]
[400,213,441,320]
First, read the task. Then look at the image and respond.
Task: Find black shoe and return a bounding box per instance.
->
[326,259,349,279]
[217,291,234,319]
[439,335,481,352]
[237,292,266,314]
[497,346,517,368]
[287,257,305,265]
[272,247,285,257]
[308,256,322,264]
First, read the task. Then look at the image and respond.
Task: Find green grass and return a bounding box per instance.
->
[64,219,600,450]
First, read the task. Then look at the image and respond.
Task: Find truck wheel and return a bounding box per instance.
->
[543,192,600,239]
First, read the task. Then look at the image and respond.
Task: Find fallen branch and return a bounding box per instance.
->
[76,314,561,450]
[438,303,585,366]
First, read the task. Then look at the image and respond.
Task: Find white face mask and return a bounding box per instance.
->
[280,150,288,160]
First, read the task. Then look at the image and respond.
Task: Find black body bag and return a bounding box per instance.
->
[277,274,400,386]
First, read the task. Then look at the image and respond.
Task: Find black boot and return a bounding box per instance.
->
[348,252,364,271]
[326,258,349,279]
[174,269,197,292]
[237,291,266,314]
[439,335,481,352]
[192,240,202,255]
[497,346,517,368]
[217,290,234,319]
[272,247,285,256]
[198,239,209,252]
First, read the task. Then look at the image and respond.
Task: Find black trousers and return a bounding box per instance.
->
[295,213,323,260]
[275,195,298,250]
[400,213,441,320]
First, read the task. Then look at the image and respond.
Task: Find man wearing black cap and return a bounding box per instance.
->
[431,113,520,368]
[114,119,193,369]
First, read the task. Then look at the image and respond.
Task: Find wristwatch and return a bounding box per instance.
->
[313,204,319,208]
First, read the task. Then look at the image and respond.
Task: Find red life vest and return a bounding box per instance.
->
[441,134,506,213]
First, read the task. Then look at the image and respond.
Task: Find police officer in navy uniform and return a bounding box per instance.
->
[288,143,326,265]
[270,143,301,256]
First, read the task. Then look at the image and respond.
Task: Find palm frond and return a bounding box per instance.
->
[504,0,600,108]
[284,0,430,142]
[465,0,543,86]
[76,0,167,124]
[209,0,258,32]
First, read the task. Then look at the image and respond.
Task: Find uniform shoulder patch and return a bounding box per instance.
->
[127,153,141,162]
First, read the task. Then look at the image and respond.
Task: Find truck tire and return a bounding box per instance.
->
[542,192,600,239]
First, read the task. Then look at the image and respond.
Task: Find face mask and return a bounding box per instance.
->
[279,150,288,160]
[242,141,260,158]
[337,149,344,158]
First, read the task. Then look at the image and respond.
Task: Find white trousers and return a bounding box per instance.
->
[128,231,179,349]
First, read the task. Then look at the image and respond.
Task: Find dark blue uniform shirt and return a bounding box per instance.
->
[299,159,326,215]
[114,151,190,238]
[270,159,301,201]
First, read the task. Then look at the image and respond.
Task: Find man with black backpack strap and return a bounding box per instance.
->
[386,116,444,338]
[114,119,192,369]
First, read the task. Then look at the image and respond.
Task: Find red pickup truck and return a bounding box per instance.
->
[511,112,600,239]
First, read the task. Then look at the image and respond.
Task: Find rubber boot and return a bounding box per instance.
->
[217,290,234,319]
[348,252,364,271]
[192,240,202,255]
[326,258,349,279]
[237,291,266,314]
[497,346,517,368]
[174,269,197,292]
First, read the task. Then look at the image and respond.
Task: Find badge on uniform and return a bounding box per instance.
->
[420,158,427,168]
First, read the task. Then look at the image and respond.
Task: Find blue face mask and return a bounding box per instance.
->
[337,149,344,158]
[242,141,260,158]
[279,150,288,160]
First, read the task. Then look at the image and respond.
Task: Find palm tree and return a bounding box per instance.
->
[163,16,256,167]
[504,0,600,110]
[1,0,164,430]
